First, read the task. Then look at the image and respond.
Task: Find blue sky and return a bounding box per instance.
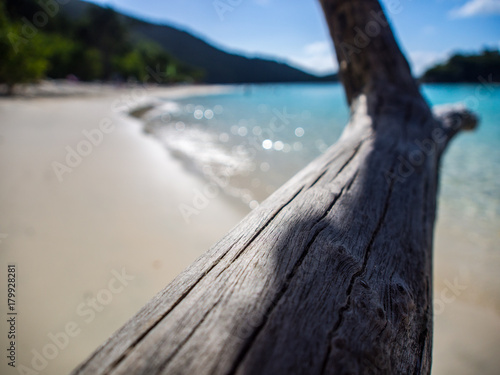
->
[85,0,500,76]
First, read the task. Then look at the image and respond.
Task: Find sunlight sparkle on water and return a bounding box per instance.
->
[262,139,273,149]
[295,127,305,137]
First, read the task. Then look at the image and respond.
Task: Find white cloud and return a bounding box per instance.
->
[288,41,338,75]
[449,0,500,18]
[287,43,449,77]
[304,41,331,55]
[408,50,451,76]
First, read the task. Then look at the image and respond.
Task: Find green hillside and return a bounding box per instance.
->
[421,50,500,83]
[1,0,336,93]
[126,17,333,84]
[62,0,336,84]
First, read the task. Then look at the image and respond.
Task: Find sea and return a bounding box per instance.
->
[140,81,500,317]
[141,83,499,224]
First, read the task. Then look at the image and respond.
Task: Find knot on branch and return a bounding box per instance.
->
[433,104,479,135]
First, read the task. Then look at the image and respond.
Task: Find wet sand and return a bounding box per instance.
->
[0,82,498,374]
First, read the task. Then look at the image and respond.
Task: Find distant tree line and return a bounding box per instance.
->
[421,49,500,83]
[0,0,204,94]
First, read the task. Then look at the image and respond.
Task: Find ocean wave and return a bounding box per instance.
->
[130,100,260,208]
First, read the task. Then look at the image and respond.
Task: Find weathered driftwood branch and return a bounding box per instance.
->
[71,1,477,374]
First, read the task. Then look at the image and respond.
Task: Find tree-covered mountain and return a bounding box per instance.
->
[421,50,500,83]
[2,0,204,90]
[60,0,335,84]
[1,0,336,93]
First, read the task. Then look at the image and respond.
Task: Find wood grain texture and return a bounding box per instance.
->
[71,1,477,374]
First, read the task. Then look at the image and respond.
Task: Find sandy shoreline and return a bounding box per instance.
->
[0,83,498,374]
[0,84,248,375]
[432,220,500,374]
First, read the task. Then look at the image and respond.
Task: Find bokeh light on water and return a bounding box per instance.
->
[140,83,500,234]
[143,84,349,208]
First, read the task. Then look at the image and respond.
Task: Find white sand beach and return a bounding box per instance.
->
[0,83,248,375]
[0,82,498,374]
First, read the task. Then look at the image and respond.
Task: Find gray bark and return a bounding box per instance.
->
[71,1,477,374]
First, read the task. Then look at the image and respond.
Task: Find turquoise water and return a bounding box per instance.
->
[421,85,500,231]
[146,83,500,229]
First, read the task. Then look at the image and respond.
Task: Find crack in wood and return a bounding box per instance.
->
[213,187,305,281]
[68,1,480,373]
[307,138,365,190]
[227,168,358,375]
[308,169,328,189]
[99,254,235,375]
[415,305,430,374]
[345,169,359,192]
[319,161,397,374]
[99,187,306,375]
[415,170,432,374]
[328,141,364,183]
[155,297,223,374]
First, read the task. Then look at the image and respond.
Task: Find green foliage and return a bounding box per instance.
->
[113,41,168,82]
[113,50,144,81]
[35,33,103,80]
[75,6,131,79]
[172,62,205,83]
[0,6,48,94]
[112,40,204,83]
[37,33,77,78]
[0,0,204,91]
[421,50,500,83]
[68,47,104,81]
